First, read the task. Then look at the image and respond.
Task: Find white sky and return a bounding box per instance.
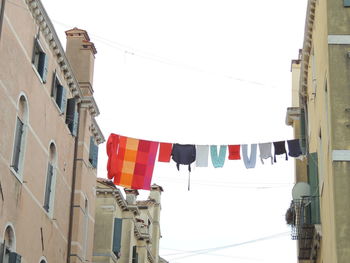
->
[41,0,308,262]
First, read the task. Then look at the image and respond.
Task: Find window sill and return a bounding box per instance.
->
[31,64,44,84]
[9,166,23,184]
[51,98,64,116]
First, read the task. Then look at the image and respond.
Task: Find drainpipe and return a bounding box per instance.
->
[67,101,81,263]
[0,0,6,42]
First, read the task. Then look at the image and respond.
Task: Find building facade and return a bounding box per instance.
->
[93,178,167,263]
[286,0,350,262]
[0,0,104,262]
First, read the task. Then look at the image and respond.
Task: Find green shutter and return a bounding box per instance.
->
[308,152,320,224]
[132,246,138,263]
[300,109,306,155]
[345,0,350,6]
[72,111,79,137]
[51,73,57,97]
[112,218,123,256]
[9,252,21,263]
[89,137,98,168]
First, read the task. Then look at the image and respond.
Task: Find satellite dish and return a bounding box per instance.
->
[292,182,311,200]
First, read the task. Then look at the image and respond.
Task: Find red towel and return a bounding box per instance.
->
[228,145,241,160]
[158,142,173,162]
[106,133,119,179]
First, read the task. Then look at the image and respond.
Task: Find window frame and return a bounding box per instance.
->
[32,37,48,83]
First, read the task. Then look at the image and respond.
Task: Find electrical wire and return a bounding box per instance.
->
[164,232,289,261]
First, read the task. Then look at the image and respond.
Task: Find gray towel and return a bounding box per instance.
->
[258,142,273,164]
[196,145,209,167]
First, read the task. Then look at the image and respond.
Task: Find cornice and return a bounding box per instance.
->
[81,96,100,117]
[90,117,105,145]
[300,0,316,98]
[25,0,82,99]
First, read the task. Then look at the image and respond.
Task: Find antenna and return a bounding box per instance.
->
[292,182,311,200]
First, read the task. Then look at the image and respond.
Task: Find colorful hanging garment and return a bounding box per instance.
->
[241,144,257,169]
[107,134,159,190]
[158,142,173,162]
[287,139,302,157]
[258,142,273,164]
[106,133,120,180]
[273,141,288,162]
[196,145,209,167]
[171,144,196,172]
[210,145,227,168]
[228,145,241,160]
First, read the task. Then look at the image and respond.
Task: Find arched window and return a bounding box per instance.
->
[11,94,28,179]
[1,224,21,262]
[43,142,57,215]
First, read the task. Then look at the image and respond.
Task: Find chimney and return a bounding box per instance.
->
[149,184,163,204]
[124,189,139,205]
[65,27,97,96]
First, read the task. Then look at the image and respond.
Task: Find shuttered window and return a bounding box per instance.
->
[51,74,67,113]
[32,38,48,83]
[9,252,21,263]
[43,163,54,212]
[66,98,78,137]
[112,218,123,257]
[11,117,24,172]
[89,136,99,168]
[308,152,321,224]
[300,108,306,155]
[132,246,138,263]
[345,0,350,7]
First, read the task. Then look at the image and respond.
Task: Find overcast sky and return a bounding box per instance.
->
[39,0,308,262]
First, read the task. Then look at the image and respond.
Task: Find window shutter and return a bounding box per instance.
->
[39,53,49,83]
[51,73,57,97]
[112,218,123,256]
[72,111,79,137]
[31,38,39,64]
[60,87,67,113]
[132,246,138,263]
[43,163,53,212]
[12,117,24,172]
[89,137,99,168]
[9,252,21,263]
[300,109,306,155]
[66,98,76,124]
[345,0,350,7]
[308,152,320,224]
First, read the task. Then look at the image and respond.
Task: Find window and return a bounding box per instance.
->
[89,136,98,168]
[132,246,138,263]
[32,38,48,83]
[65,98,78,137]
[11,95,28,178]
[1,225,21,263]
[43,143,57,215]
[112,218,122,258]
[308,152,321,224]
[51,73,67,113]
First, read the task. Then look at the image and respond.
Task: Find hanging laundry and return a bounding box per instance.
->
[171,144,196,191]
[196,145,209,167]
[158,142,173,162]
[228,145,241,160]
[287,139,303,158]
[210,145,227,168]
[106,133,120,180]
[107,135,159,190]
[273,141,288,162]
[258,142,273,164]
[241,144,257,169]
[171,144,196,172]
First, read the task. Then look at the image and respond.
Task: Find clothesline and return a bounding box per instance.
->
[106,133,303,191]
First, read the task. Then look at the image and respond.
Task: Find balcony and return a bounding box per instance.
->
[286,198,321,261]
